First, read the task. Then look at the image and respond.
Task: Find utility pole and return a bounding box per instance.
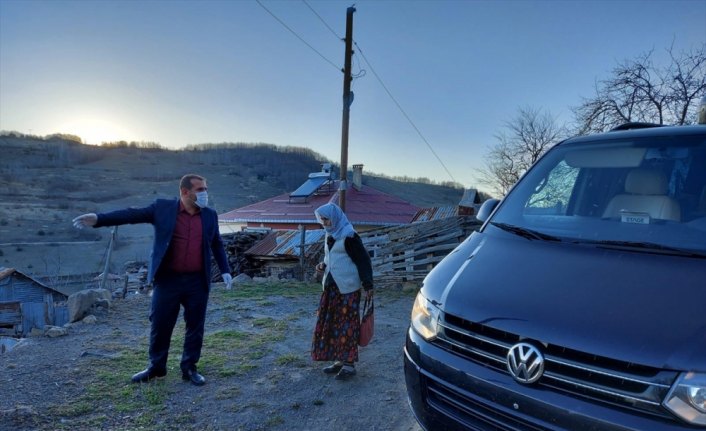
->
[338,6,355,212]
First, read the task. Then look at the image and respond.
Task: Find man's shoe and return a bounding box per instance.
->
[131,368,166,383]
[335,366,356,381]
[323,362,343,374]
[182,369,206,386]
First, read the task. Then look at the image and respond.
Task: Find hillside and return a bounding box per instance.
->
[0,135,465,280]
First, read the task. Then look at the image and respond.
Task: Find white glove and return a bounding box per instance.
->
[72,213,98,229]
[222,273,233,290]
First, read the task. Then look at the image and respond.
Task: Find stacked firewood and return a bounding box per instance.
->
[211,231,269,281]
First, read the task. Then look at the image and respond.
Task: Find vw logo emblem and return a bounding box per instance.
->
[507,342,544,384]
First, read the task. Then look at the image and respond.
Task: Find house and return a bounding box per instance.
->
[219,164,420,233]
[0,267,69,336]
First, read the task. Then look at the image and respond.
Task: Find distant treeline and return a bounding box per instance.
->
[0,132,466,189]
[100,140,164,150]
[1,130,85,144]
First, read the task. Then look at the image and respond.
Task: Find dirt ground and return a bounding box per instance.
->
[0,282,423,431]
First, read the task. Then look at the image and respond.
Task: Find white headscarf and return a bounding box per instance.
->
[315,203,356,240]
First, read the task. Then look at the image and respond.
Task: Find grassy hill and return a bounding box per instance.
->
[0,134,465,279]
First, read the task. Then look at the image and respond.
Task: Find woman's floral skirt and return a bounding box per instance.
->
[311,284,361,363]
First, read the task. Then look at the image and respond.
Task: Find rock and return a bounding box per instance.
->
[95,299,110,309]
[80,350,120,359]
[81,314,98,325]
[0,404,38,418]
[6,338,30,351]
[44,326,68,338]
[82,315,98,324]
[67,288,111,323]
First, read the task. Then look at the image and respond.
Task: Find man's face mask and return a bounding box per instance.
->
[194,191,208,208]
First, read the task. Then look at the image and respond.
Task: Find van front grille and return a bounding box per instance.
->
[424,374,550,431]
[433,313,678,419]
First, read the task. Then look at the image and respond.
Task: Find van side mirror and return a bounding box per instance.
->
[476,199,500,222]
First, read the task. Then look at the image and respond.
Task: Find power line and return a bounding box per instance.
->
[353,41,459,184]
[261,0,458,184]
[301,1,365,80]
[255,0,341,72]
[301,0,342,40]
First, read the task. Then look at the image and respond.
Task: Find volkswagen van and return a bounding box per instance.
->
[405,121,706,430]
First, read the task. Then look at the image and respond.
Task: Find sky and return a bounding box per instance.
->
[1,0,705,190]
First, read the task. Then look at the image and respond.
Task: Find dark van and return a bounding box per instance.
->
[404,122,706,430]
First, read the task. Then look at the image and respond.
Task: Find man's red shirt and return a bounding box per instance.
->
[165,201,203,273]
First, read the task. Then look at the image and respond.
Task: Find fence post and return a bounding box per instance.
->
[100,226,117,290]
[299,224,306,281]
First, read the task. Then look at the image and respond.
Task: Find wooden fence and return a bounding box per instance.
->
[360,216,482,287]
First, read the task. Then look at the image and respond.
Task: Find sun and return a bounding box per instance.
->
[57,117,134,146]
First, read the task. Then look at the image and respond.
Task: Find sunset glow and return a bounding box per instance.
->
[55,117,133,146]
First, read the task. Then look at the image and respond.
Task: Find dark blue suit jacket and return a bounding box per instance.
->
[95,198,230,287]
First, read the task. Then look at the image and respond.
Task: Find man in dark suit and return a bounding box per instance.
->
[72,174,232,386]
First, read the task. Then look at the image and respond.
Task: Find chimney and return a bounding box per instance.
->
[458,188,480,216]
[352,164,363,190]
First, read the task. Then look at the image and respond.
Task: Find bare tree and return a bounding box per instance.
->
[477,107,566,197]
[573,44,706,134]
[666,46,706,124]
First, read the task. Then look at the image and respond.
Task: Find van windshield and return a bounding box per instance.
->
[489,133,706,254]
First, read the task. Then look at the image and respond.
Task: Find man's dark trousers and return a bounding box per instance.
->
[149,272,208,374]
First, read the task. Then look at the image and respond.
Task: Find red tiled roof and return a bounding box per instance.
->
[219,181,419,227]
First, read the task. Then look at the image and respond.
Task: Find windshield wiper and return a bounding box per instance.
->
[489,222,562,242]
[580,239,706,258]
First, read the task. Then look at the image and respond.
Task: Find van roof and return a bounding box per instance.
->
[560,124,706,147]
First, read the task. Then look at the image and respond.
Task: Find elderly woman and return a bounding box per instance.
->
[311,203,374,380]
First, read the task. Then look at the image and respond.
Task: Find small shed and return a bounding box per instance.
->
[244,229,325,280]
[0,267,69,336]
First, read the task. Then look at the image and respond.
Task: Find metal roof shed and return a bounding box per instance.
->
[0,267,69,336]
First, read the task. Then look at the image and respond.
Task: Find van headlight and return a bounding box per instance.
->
[664,372,706,425]
[410,292,440,341]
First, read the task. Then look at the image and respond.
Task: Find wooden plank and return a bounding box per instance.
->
[54,305,69,327]
[390,255,446,270]
[371,233,462,264]
[373,229,464,257]
[358,216,482,288]
[21,302,47,336]
[0,301,21,326]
